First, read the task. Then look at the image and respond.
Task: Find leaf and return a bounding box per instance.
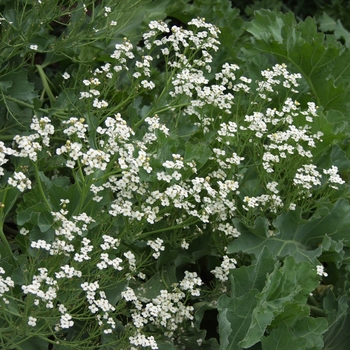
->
[0,70,37,101]
[0,187,20,221]
[0,80,12,92]
[244,10,350,127]
[217,289,259,350]
[261,323,307,350]
[114,0,170,42]
[157,341,179,350]
[238,256,319,348]
[271,302,310,328]
[228,199,350,264]
[292,317,328,349]
[319,235,345,268]
[218,248,320,349]
[262,318,328,350]
[136,265,178,300]
[184,141,212,169]
[17,336,48,350]
[323,292,350,350]
[17,203,53,232]
[318,12,350,48]
[11,265,26,285]
[230,246,275,296]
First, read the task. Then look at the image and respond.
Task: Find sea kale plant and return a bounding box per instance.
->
[1,1,350,349]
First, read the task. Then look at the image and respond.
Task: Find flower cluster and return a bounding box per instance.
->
[22,267,59,309]
[211,256,237,282]
[81,281,117,334]
[122,280,197,341]
[0,267,14,304]
[8,172,32,192]
[179,271,202,296]
[0,14,347,350]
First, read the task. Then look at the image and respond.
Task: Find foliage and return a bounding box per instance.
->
[0,0,350,349]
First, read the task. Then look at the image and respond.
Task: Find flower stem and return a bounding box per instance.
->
[0,190,18,267]
[0,226,17,267]
[32,162,52,211]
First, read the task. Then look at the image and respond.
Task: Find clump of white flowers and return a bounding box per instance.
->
[0,14,346,350]
[316,265,328,277]
[0,267,14,304]
[122,274,201,341]
[211,256,237,282]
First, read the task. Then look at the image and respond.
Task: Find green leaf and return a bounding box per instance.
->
[244,10,350,127]
[230,246,275,296]
[293,317,328,349]
[0,80,12,92]
[17,336,48,350]
[228,199,350,264]
[17,203,53,232]
[323,292,350,350]
[0,187,20,222]
[136,265,178,300]
[319,235,345,268]
[184,141,212,169]
[0,70,37,101]
[261,323,307,349]
[217,289,259,350]
[318,12,350,48]
[218,244,324,349]
[157,341,179,350]
[271,302,310,328]
[238,256,319,348]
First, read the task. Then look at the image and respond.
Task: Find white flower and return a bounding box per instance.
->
[122,287,138,301]
[289,203,296,210]
[180,271,202,296]
[211,256,237,282]
[30,44,38,50]
[28,316,37,327]
[181,239,189,249]
[147,238,165,259]
[20,227,29,235]
[323,166,345,189]
[62,72,70,80]
[316,265,328,277]
[8,172,32,192]
[59,313,74,328]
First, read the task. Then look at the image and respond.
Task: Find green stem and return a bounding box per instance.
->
[2,95,67,117]
[0,226,17,267]
[32,162,52,211]
[136,218,200,239]
[0,189,18,267]
[0,135,16,141]
[36,65,56,106]
[309,305,326,317]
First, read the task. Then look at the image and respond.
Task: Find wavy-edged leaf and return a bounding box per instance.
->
[323,292,350,350]
[228,199,350,264]
[261,323,307,350]
[230,246,275,297]
[244,10,350,126]
[217,289,258,350]
[318,12,350,49]
[0,70,37,101]
[238,256,319,348]
[262,318,328,350]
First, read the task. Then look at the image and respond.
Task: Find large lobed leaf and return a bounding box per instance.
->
[228,199,350,265]
[243,10,350,130]
[218,247,327,349]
